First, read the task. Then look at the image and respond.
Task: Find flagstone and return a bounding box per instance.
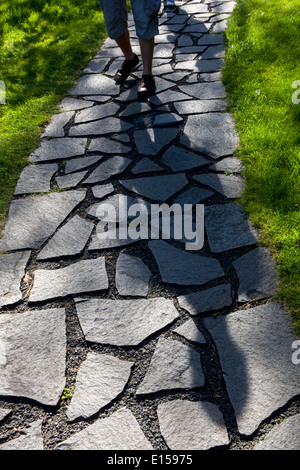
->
[148,240,224,286]
[83,58,110,74]
[59,98,94,112]
[131,158,164,174]
[157,400,229,450]
[56,170,88,189]
[37,215,94,260]
[0,251,31,308]
[55,408,153,450]
[69,117,133,136]
[205,302,300,436]
[173,320,206,344]
[201,45,226,59]
[65,155,103,174]
[29,257,108,302]
[174,59,224,72]
[173,186,214,205]
[153,113,183,127]
[74,103,120,123]
[177,284,232,316]
[137,337,204,394]
[88,138,131,154]
[66,352,134,421]
[0,308,66,406]
[180,113,239,158]
[173,99,227,114]
[133,127,181,156]
[120,173,188,202]
[84,156,132,184]
[0,420,44,450]
[233,247,278,302]
[75,297,179,346]
[92,183,114,199]
[0,190,86,251]
[161,145,210,171]
[198,33,225,45]
[69,73,119,96]
[116,253,151,297]
[253,415,300,450]
[204,203,259,253]
[42,111,75,137]
[179,81,227,99]
[193,172,245,198]
[14,163,58,195]
[149,90,192,106]
[209,156,243,173]
[120,102,151,117]
[30,137,87,162]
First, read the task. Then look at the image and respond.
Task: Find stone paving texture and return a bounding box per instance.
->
[0,0,299,451]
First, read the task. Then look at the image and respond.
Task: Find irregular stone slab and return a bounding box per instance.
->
[179,82,227,100]
[56,170,88,189]
[74,103,119,123]
[193,173,245,198]
[213,20,228,33]
[65,155,103,174]
[67,353,134,421]
[0,420,44,450]
[177,34,193,47]
[182,23,211,34]
[149,90,192,106]
[59,98,94,112]
[29,257,108,302]
[233,247,278,302]
[173,320,206,344]
[87,193,150,224]
[174,99,227,114]
[0,251,31,308]
[0,408,11,423]
[30,138,87,162]
[162,71,190,82]
[198,34,225,45]
[83,58,110,74]
[157,400,229,450]
[75,297,179,346]
[173,186,214,206]
[161,145,210,171]
[174,59,224,73]
[92,183,114,199]
[0,309,66,406]
[149,240,224,286]
[155,33,178,44]
[42,111,75,137]
[131,158,164,174]
[56,408,153,450]
[201,45,226,59]
[176,53,197,62]
[14,163,58,195]
[176,46,206,55]
[153,43,174,58]
[153,113,183,127]
[177,284,232,316]
[84,156,132,184]
[120,173,188,202]
[180,3,209,14]
[137,337,204,394]
[205,203,259,253]
[205,302,300,436]
[116,253,151,297]
[181,113,239,158]
[69,74,119,96]
[37,215,94,260]
[69,117,133,136]
[253,415,300,450]
[88,226,140,250]
[88,138,131,154]
[120,102,151,117]
[212,1,236,13]
[0,190,86,251]
[133,127,180,156]
[200,71,223,82]
[209,156,243,173]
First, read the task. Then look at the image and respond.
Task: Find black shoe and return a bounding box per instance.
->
[114,53,139,84]
[137,75,156,100]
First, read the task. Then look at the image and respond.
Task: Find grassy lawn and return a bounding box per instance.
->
[0,0,107,230]
[222,0,300,334]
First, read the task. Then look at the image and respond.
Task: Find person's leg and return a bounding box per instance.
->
[115,29,134,61]
[139,37,155,76]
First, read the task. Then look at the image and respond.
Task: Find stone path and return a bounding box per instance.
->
[0,0,299,451]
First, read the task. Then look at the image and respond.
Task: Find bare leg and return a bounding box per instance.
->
[115,29,134,61]
[139,38,155,75]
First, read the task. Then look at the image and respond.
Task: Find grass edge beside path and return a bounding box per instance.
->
[222,0,300,335]
[0,1,108,232]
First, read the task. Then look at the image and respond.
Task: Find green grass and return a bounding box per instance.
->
[222,0,300,334]
[0,0,107,229]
